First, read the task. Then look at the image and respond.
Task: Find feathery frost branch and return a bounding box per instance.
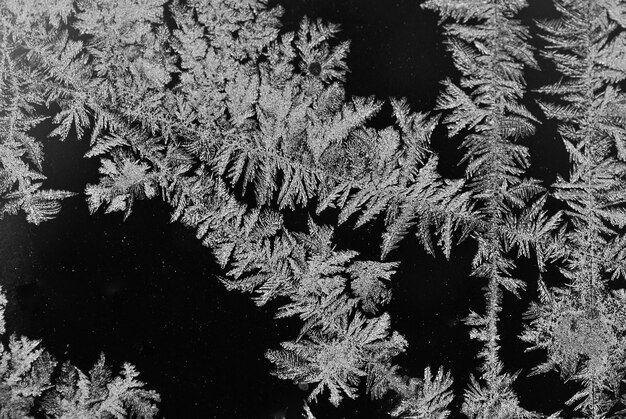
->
[521,1,626,416]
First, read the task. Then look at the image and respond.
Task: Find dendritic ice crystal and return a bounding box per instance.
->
[2,0,626,418]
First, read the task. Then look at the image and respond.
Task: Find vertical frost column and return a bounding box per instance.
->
[422,0,542,416]
[521,1,626,416]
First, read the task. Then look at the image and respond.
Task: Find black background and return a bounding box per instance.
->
[0,1,582,418]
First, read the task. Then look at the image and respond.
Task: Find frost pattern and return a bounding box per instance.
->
[520,1,626,416]
[1,0,464,411]
[5,0,626,417]
[0,286,159,418]
[0,5,75,224]
[421,0,562,417]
